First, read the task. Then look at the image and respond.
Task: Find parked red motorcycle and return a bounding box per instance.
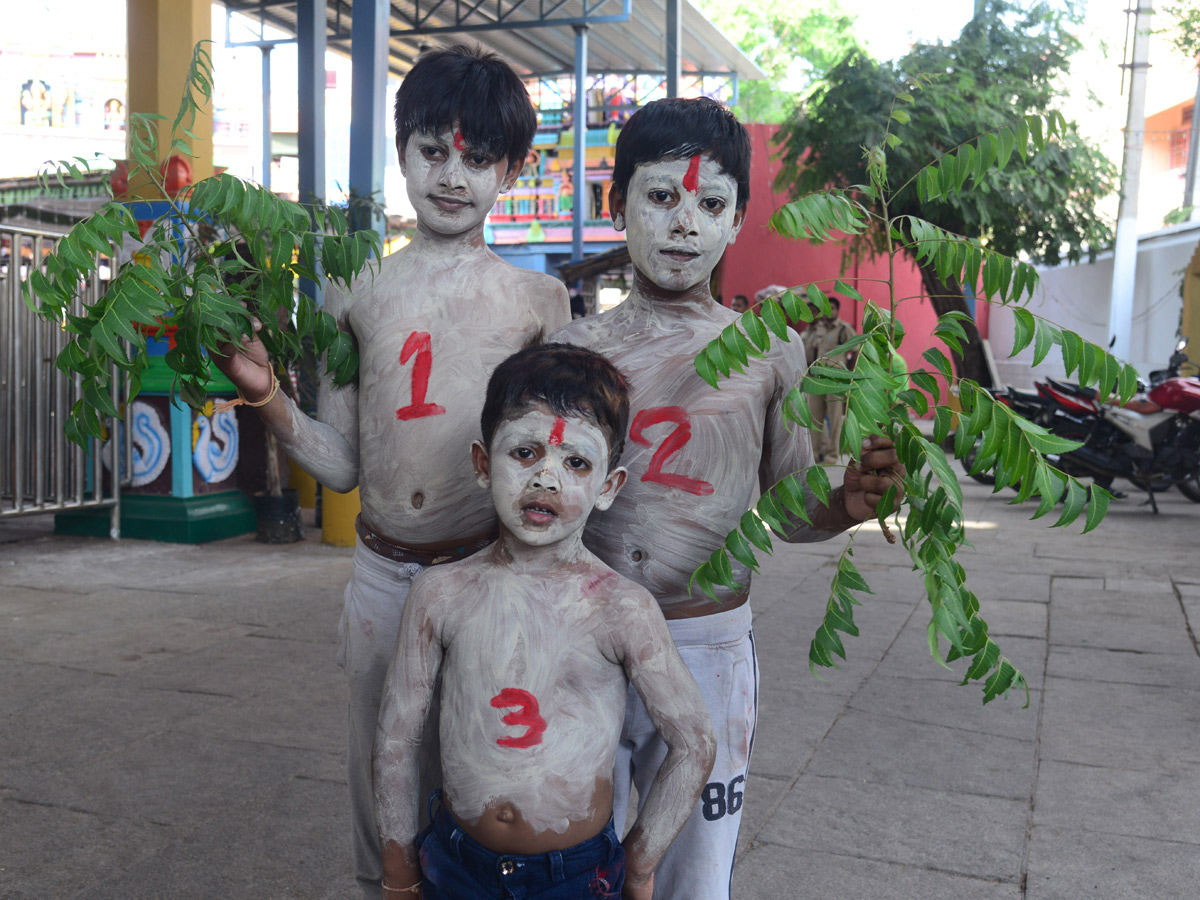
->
[1033,339,1200,511]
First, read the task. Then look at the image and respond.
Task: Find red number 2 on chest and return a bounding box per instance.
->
[629,406,714,496]
[395,331,446,421]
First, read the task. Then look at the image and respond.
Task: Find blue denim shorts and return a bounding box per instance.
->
[417,793,624,900]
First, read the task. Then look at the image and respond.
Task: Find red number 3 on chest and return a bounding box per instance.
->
[395,331,447,421]
[629,406,714,496]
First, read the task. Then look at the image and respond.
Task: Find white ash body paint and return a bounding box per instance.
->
[258,128,570,546]
[374,407,716,882]
[554,154,849,616]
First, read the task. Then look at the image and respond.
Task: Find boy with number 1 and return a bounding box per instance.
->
[213,46,569,899]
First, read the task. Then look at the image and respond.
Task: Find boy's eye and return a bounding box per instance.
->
[421,145,445,160]
[702,197,727,213]
[565,456,591,472]
[511,447,535,460]
[467,153,493,167]
[648,189,673,204]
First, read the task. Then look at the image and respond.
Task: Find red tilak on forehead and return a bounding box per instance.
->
[548,417,566,446]
[682,154,701,193]
[454,130,466,151]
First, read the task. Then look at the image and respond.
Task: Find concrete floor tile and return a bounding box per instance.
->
[806,708,1034,801]
[1025,824,1200,900]
[749,688,849,779]
[968,597,1048,639]
[1039,677,1200,773]
[732,842,1021,900]
[1046,644,1200,689]
[0,798,174,899]
[1034,759,1200,843]
[848,674,1040,741]
[760,774,1028,881]
[85,775,352,900]
[735,773,791,857]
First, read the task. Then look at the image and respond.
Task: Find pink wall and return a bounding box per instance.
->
[718,123,949,411]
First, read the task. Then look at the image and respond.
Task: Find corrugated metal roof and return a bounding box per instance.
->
[221,0,763,81]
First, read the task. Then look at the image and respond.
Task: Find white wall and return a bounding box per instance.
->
[989,222,1200,389]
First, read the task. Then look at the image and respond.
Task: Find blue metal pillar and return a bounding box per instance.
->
[666,0,681,99]
[572,24,588,263]
[349,0,388,235]
[261,48,272,189]
[297,0,326,306]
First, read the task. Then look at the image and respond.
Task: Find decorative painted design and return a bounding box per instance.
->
[192,402,240,483]
[102,400,170,487]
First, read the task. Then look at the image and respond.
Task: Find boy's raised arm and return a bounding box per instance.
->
[760,341,902,539]
[616,591,717,897]
[373,576,444,893]
[211,281,360,492]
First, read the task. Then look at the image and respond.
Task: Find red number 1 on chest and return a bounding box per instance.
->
[395,331,446,421]
[629,406,714,496]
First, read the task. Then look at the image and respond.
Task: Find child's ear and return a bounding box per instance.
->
[726,206,747,245]
[608,184,626,232]
[471,440,491,489]
[594,466,628,511]
[502,158,523,193]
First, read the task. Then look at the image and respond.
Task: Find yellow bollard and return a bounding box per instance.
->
[322,486,361,547]
[287,462,318,509]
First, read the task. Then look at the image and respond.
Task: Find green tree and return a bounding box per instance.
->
[695,0,861,123]
[1161,0,1200,58]
[773,0,1117,384]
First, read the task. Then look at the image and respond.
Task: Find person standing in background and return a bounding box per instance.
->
[802,296,856,463]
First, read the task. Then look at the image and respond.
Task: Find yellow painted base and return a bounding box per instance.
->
[1182,241,1200,376]
[322,485,361,547]
[287,462,318,509]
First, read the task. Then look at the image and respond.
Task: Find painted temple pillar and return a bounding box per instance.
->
[55,0,257,542]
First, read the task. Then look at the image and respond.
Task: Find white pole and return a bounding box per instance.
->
[1108,0,1153,363]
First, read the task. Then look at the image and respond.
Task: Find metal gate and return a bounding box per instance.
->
[1,224,126,535]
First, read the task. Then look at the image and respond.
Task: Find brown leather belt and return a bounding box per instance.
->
[355,515,494,567]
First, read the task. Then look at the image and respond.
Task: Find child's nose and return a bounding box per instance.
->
[532,466,559,492]
[670,204,698,236]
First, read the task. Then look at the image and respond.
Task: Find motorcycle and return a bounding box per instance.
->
[1031,339,1200,511]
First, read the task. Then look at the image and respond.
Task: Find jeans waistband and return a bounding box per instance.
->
[428,797,619,886]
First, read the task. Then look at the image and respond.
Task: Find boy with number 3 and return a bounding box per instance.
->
[553,98,904,898]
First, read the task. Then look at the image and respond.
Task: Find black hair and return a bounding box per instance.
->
[481,343,630,471]
[394,44,536,170]
[828,296,842,308]
[611,97,751,210]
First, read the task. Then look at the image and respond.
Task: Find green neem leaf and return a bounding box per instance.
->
[694,350,719,389]
[1011,307,1035,355]
[910,370,942,403]
[1061,330,1083,378]
[783,385,816,429]
[1082,484,1111,534]
[760,298,790,338]
[806,283,832,319]
[739,510,774,553]
[755,490,791,535]
[1053,477,1087,528]
[922,347,953,379]
[1032,319,1059,366]
[740,308,771,352]
[833,279,863,302]
[774,475,811,524]
[806,465,831,507]
[724,528,760,572]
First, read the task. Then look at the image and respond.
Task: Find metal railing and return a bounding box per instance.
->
[1,224,126,534]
